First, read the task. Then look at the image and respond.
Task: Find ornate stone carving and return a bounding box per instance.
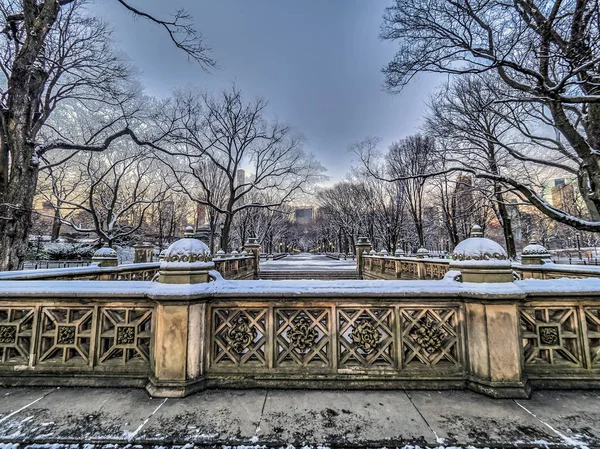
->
[288,317,318,352]
[57,325,76,345]
[116,326,136,345]
[350,320,380,353]
[411,319,447,354]
[539,325,560,346]
[226,316,256,353]
[0,325,17,344]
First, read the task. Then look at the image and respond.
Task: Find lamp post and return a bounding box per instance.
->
[576,232,582,260]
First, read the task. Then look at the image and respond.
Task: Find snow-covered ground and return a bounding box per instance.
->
[261,253,356,271]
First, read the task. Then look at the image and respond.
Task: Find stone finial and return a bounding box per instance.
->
[450,226,513,283]
[215,249,226,259]
[369,249,376,255]
[395,248,405,256]
[231,250,239,256]
[92,245,118,267]
[380,249,389,256]
[357,236,371,245]
[183,226,195,238]
[158,249,167,261]
[470,224,484,238]
[158,237,213,284]
[521,234,552,265]
[241,250,248,256]
[416,247,429,259]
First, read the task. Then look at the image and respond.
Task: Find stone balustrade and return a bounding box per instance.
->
[1,276,600,398]
[361,254,600,281]
[2,229,600,399]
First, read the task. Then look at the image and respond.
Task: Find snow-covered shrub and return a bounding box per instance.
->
[43,242,96,260]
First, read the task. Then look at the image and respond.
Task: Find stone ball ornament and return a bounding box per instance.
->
[450,225,511,269]
[160,237,212,269]
[92,246,117,259]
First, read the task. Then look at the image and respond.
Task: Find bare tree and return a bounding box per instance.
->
[165,87,324,252]
[40,147,168,247]
[386,135,437,247]
[0,0,213,270]
[380,0,600,231]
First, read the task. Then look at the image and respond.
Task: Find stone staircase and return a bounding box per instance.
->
[258,270,360,280]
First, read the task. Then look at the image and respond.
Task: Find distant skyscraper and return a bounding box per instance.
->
[294,207,314,224]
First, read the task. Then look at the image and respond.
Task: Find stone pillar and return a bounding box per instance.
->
[451,225,530,398]
[355,237,372,279]
[147,237,213,397]
[244,237,261,279]
[133,242,154,263]
[92,245,118,268]
[520,235,552,279]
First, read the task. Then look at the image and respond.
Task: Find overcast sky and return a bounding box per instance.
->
[91,1,442,182]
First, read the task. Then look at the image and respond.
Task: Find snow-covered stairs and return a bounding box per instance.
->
[258,270,360,280]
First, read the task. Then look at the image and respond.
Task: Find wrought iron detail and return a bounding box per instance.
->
[0,325,17,344]
[411,318,447,354]
[226,316,257,353]
[350,320,380,353]
[288,317,318,352]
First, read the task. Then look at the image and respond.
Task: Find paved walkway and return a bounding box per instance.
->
[261,253,357,271]
[1,387,599,448]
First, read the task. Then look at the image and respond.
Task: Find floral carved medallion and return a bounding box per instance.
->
[411,319,447,354]
[226,316,256,353]
[538,325,560,346]
[350,320,380,353]
[57,325,76,345]
[288,317,318,352]
[0,325,17,344]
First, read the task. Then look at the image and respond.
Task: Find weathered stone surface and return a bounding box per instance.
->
[407,390,562,446]
[1,386,600,447]
[135,390,265,444]
[0,388,160,442]
[258,390,433,446]
[521,390,600,446]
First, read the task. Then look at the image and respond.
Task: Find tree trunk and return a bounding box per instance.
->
[220,213,233,252]
[51,208,62,241]
[495,188,517,259]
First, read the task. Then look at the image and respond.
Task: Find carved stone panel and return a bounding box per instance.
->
[584,308,600,367]
[98,308,153,366]
[401,308,461,368]
[0,307,35,364]
[338,308,394,369]
[211,308,267,369]
[275,308,330,368]
[38,307,94,364]
[520,307,583,368]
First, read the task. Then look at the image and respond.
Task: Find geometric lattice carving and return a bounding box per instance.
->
[338,308,394,369]
[212,308,267,368]
[520,307,583,367]
[275,308,330,368]
[38,308,94,364]
[98,308,152,365]
[401,308,460,368]
[584,308,600,366]
[0,307,35,363]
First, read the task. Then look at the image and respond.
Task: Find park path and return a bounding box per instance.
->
[259,253,359,279]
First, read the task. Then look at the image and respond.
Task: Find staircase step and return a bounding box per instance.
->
[258,270,360,280]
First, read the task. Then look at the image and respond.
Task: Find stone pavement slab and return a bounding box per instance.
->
[258,390,433,446]
[0,388,162,442]
[136,390,266,445]
[407,390,564,446]
[517,390,600,446]
[1,387,600,448]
